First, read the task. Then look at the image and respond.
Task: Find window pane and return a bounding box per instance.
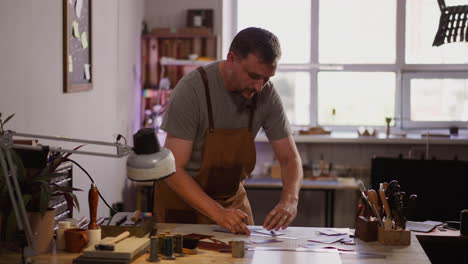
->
[270,72,310,125]
[411,79,468,121]
[406,0,468,64]
[318,72,395,126]
[237,0,311,64]
[319,0,396,64]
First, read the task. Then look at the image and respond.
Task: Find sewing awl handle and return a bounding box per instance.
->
[88,183,99,230]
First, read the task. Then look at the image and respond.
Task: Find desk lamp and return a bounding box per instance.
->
[0,128,175,258]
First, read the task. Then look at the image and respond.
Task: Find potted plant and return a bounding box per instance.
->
[0,113,82,253]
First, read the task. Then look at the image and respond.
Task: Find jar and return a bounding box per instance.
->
[56,221,71,251]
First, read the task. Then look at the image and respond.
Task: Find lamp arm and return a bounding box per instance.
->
[8,130,132,158]
[0,129,133,256]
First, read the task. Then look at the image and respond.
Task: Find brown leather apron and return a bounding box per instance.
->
[154,67,256,225]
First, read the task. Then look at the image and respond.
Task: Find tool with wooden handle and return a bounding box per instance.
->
[132,186,142,223]
[131,210,141,223]
[380,182,389,192]
[95,231,131,251]
[88,183,99,230]
[367,189,383,225]
[357,180,376,219]
[379,188,393,230]
[367,189,381,216]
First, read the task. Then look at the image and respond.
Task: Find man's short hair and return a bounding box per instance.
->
[229,27,281,65]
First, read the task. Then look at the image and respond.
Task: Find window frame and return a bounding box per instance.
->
[226,0,468,130]
[401,72,468,129]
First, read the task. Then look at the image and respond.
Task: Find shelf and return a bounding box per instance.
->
[254,132,468,145]
[159,57,214,66]
[140,29,217,128]
[143,32,216,39]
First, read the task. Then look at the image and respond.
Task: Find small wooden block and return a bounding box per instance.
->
[378,227,411,246]
[82,237,150,260]
[355,216,379,242]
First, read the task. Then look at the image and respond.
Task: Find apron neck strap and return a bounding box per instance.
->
[197,67,215,132]
[197,66,256,133]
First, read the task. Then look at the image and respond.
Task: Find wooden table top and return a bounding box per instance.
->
[1,223,431,264]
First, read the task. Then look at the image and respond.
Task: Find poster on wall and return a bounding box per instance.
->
[63,0,92,93]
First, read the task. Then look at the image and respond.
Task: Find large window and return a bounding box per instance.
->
[232,0,468,129]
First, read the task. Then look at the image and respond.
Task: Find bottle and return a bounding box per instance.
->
[56,221,71,251]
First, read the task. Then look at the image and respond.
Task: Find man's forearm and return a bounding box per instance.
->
[280,155,303,204]
[164,168,223,220]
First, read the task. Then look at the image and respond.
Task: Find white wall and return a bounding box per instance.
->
[0,0,145,219]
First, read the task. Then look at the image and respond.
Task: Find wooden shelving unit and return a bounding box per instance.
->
[140,29,217,128]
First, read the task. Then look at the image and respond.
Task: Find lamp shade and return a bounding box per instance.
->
[126,128,176,182]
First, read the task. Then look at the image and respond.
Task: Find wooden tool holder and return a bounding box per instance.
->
[377,227,411,245]
[355,216,379,242]
[101,216,152,238]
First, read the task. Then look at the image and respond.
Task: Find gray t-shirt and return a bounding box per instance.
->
[161,61,291,176]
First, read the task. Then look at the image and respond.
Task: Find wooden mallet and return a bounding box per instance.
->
[94,231,130,251]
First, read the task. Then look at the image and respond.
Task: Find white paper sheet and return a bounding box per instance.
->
[81,32,88,49]
[252,250,341,264]
[84,64,91,80]
[253,228,285,236]
[72,21,80,39]
[307,234,349,244]
[75,0,82,18]
[318,228,349,236]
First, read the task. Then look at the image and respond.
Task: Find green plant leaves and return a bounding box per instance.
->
[34,172,65,183]
[0,112,15,134]
[39,184,52,215]
[11,150,25,183]
[3,113,15,126]
[62,192,80,212]
[0,119,83,216]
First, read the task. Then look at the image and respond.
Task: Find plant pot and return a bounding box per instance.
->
[27,209,56,254]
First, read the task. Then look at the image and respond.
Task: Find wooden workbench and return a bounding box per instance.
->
[2,223,430,264]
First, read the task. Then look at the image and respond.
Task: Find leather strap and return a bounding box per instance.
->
[197,66,256,132]
[197,67,214,132]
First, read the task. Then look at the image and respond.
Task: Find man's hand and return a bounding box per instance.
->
[214,208,251,235]
[262,200,298,231]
